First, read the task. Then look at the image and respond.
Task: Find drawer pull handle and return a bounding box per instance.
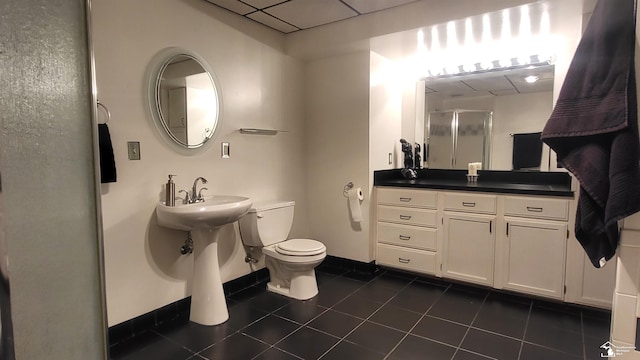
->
[399,215,412,220]
[399,197,412,202]
[399,235,411,240]
[527,206,543,212]
[462,202,476,207]
[398,257,411,264]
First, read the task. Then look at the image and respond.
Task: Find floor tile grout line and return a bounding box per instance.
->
[314,273,417,360]
[581,312,587,360]
[516,299,533,360]
[449,291,490,360]
[195,294,322,358]
[382,281,454,360]
[261,271,378,360]
[150,327,226,357]
[241,331,305,360]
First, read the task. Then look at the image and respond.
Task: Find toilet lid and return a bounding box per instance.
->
[275,239,326,256]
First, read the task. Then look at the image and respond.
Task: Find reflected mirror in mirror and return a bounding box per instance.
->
[148,48,222,152]
[424,64,554,171]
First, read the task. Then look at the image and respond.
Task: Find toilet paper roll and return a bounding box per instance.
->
[348,187,364,223]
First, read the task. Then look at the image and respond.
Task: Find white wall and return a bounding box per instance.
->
[305,51,373,263]
[370,52,404,171]
[92,0,309,326]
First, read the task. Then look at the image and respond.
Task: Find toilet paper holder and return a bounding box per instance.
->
[343,182,364,200]
[343,182,354,196]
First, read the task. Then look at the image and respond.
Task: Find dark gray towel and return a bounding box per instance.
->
[541,0,639,268]
[99,123,117,183]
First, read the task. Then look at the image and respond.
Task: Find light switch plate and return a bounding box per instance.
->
[221,142,230,158]
[128,141,141,160]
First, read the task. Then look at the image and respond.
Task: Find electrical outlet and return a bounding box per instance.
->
[127,141,141,160]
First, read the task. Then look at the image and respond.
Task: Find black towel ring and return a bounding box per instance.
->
[97,100,111,124]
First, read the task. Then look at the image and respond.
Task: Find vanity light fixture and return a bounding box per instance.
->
[425,54,554,80]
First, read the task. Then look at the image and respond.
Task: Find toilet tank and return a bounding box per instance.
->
[239,200,295,247]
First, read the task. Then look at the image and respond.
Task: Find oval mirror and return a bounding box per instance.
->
[148,48,222,153]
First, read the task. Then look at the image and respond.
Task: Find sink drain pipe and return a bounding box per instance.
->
[180,232,193,255]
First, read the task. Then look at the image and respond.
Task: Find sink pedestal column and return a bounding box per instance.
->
[189,227,228,326]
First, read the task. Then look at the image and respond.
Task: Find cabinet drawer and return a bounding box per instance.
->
[378,205,437,227]
[504,196,569,221]
[377,187,437,209]
[444,193,496,214]
[376,243,436,274]
[377,222,437,251]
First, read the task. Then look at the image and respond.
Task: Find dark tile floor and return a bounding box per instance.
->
[109,266,612,360]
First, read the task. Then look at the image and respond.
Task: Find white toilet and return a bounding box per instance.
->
[239,201,326,300]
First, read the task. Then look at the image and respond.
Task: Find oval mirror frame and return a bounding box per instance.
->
[147,47,223,155]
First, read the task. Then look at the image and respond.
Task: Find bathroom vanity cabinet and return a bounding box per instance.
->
[373,170,616,309]
[376,188,439,276]
[495,196,569,300]
[442,193,496,286]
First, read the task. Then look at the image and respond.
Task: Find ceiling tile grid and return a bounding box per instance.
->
[247,10,299,33]
[205,0,256,16]
[204,0,418,34]
[264,0,357,30]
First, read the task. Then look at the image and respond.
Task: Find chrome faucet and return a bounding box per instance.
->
[180,177,208,204]
[191,177,208,203]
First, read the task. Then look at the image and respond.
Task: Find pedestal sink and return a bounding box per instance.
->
[156,195,252,326]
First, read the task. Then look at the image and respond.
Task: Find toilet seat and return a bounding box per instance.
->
[275,239,326,256]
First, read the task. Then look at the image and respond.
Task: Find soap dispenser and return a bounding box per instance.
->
[165,174,176,206]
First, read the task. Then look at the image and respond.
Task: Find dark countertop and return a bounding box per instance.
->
[374,169,574,197]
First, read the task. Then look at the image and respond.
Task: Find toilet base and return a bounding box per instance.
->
[265,270,318,300]
[264,256,322,300]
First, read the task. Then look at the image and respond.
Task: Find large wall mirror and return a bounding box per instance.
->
[424,64,554,170]
[366,0,577,173]
[148,47,222,154]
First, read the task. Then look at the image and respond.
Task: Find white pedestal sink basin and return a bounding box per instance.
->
[156,195,252,326]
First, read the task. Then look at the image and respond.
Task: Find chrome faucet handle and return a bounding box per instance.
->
[196,187,208,202]
[178,189,192,204]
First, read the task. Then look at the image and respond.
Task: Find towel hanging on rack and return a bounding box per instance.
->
[97,100,110,124]
[99,123,117,183]
[97,101,116,183]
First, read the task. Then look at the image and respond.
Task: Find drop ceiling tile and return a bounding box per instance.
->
[248,11,300,33]
[341,0,416,14]
[205,0,256,15]
[242,0,288,9]
[463,76,514,92]
[490,89,519,96]
[425,79,475,95]
[265,0,357,29]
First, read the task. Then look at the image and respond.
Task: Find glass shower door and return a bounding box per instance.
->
[426,111,455,169]
[0,172,15,360]
[455,111,491,169]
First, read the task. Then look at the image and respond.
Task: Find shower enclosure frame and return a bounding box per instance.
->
[425,109,493,170]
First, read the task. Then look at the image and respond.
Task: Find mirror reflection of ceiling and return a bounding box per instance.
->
[425,65,554,99]
[203,0,418,33]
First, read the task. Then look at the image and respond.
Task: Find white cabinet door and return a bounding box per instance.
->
[443,213,495,286]
[502,218,567,299]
